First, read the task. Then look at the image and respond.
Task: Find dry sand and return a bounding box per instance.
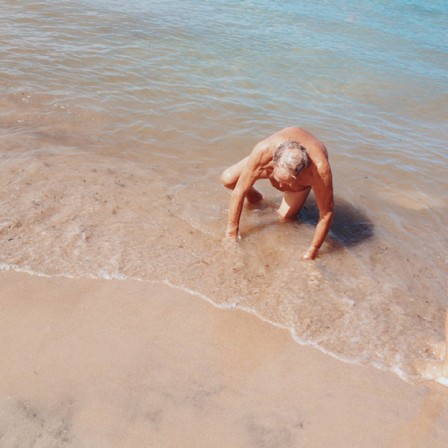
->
[0,271,447,447]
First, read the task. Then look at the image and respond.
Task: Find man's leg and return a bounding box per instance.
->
[220,157,263,203]
[277,188,311,219]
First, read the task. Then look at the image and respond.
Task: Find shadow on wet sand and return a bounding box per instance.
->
[299,196,374,247]
[242,195,374,250]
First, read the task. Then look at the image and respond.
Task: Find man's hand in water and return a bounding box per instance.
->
[226,226,239,239]
[303,246,318,261]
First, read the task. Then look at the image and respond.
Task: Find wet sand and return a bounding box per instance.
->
[1,271,447,447]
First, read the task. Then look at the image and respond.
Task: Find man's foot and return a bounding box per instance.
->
[246,188,263,203]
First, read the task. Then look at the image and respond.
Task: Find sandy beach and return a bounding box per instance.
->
[1,271,447,447]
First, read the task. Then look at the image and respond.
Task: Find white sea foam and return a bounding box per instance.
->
[163,278,416,383]
[0,262,424,384]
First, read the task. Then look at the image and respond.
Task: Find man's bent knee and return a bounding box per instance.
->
[277,189,310,219]
[220,169,236,189]
[277,204,297,219]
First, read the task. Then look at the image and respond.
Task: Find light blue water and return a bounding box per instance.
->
[0,0,447,380]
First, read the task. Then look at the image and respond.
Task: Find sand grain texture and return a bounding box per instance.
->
[0,271,447,447]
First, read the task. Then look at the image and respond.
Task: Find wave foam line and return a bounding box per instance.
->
[0,263,141,282]
[163,279,415,385]
[0,263,55,278]
[0,264,415,384]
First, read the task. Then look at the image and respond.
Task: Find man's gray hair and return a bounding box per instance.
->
[273,140,310,176]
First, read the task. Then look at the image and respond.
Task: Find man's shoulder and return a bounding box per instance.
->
[310,143,329,162]
[252,139,274,161]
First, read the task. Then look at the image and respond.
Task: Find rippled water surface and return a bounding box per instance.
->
[1,0,447,380]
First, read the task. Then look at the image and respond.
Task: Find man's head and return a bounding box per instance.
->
[272,141,310,187]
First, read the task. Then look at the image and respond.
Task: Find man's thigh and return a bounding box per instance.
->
[221,156,250,187]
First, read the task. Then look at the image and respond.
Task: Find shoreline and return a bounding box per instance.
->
[1,271,447,447]
[0,265,422,383]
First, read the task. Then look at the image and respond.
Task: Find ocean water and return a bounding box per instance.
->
[0,0,447,381]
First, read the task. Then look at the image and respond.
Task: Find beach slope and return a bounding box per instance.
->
[0,271,447,447]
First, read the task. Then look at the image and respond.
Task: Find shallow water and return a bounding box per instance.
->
[0,0,447,380]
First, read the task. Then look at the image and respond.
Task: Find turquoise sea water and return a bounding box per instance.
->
[0,0,447,380]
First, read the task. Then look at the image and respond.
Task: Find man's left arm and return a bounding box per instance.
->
[303,160,334,261]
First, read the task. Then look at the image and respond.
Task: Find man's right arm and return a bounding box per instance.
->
[226,146,265,238]
[226,168,256,238]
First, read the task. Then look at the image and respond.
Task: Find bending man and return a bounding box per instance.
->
[221,127,334,260]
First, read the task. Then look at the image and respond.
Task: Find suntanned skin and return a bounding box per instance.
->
[220,127,334,261]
